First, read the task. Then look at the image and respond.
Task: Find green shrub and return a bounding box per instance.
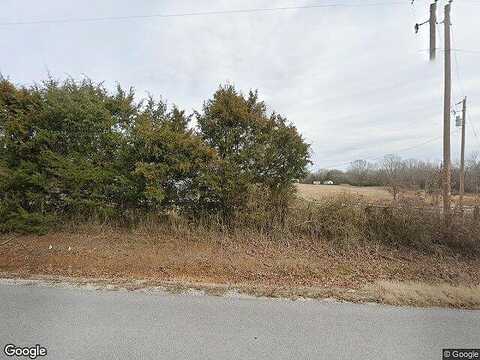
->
[0,78,310,233]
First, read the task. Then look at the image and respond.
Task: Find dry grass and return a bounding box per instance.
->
[1,222,479,308]
[297,183,479,207]
[296,184,392,202]
[1,192,479,308]
[366,281,480,309]
[1,273,479,309]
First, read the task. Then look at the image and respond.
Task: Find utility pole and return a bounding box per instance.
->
[458,96,467,212]
[429,1,437,61]
[414,1,437,61]
[414,0,453,222]
[443,1,452,222]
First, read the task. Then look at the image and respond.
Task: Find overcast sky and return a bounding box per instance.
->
[1,0,479,170]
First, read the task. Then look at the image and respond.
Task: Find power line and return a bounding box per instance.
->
[418,48,480,54]
[412,0,480,5]
[467,119,480,146]
[450,27,480,147]
[450,29,462,109]
[452,37,465,97]
[419,46,480,147]
[0,2,406,26]
[452,49,480,54]
[409,1,422,53]
[320,133,450,169]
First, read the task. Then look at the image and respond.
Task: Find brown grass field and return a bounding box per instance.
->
[296,183,480,207]
[296,184,392,202]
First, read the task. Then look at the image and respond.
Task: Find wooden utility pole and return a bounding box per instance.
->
[414,1,436,61]
[459,96,467,212]
[443,1,452,221]
[414,0,454,223]
[429,2,437,61]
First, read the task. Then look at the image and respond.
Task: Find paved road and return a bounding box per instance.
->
[0,280,478,360]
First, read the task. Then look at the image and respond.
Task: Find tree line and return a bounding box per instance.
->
[0,78,310,233]
[304,155,480,199]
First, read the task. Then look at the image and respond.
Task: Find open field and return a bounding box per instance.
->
[1,225,479,308]
[297,183,480,207]
[297,184,392,202]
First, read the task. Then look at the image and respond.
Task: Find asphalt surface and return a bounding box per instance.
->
[0,280,478,360]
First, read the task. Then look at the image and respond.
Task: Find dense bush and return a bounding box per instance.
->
[2,77,475,255]
[0,78,310,233]
[197,85,310,218]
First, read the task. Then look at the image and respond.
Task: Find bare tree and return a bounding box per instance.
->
[424,166,442,207]
[380,154,405,200]
[466,152,480,194]
[347,159,377,186]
